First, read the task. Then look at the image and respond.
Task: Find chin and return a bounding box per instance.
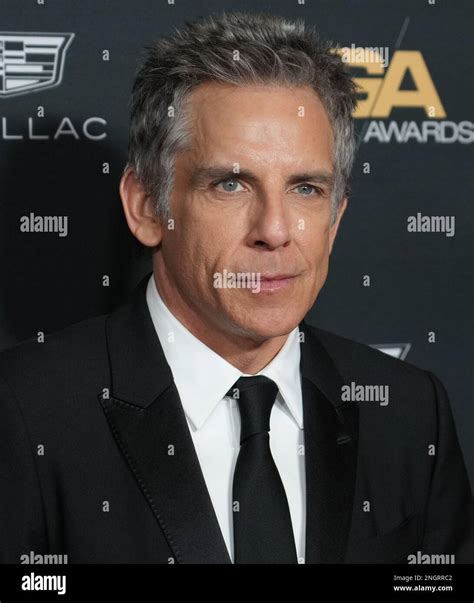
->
[235,312,303,340]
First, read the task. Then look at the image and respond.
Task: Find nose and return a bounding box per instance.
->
[246,193,291,251]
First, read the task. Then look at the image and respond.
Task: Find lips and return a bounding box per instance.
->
[256,274,296,293]
[260,274,296,281]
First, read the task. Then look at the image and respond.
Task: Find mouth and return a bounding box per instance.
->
[256,273,298,293]
[260,273,295,281]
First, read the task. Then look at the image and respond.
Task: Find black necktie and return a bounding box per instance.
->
[227,375,298,564]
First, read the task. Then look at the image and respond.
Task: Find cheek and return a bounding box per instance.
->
[315,239,331,278]
[164,217,230,295]
[185,206,242,269]
[300,222,331,264]
[315,254,330,283]
[160,223,198,283]
[298,225,331,290]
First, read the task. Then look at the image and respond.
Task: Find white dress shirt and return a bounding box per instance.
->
[146,274,306,563]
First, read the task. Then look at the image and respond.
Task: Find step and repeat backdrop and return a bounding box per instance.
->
[0,0,472,482]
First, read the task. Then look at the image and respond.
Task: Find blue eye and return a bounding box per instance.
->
[215,179,244,192]
[296,183,321,196]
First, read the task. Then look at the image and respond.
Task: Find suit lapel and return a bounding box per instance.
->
[99,274,358,564]
[100,274,231,564]
[299,320,359,563]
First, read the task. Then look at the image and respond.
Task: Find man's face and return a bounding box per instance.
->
[157,82,346,341]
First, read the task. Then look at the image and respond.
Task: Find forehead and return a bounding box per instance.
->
[182,81,334,169]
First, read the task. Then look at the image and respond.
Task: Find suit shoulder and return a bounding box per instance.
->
[308,324,443,423]
[0,313,109,393]
[308,324,428,381]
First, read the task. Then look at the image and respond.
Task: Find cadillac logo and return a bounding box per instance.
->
[0,32,74,97]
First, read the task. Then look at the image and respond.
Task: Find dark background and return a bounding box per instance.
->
[0,0,472,485]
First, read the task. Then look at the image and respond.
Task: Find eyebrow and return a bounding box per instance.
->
[189,165,335,189]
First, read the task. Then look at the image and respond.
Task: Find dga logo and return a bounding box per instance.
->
[371,343,411,360]
[0,32,74,97]
[337,48,473,144]
[344,50,444,120]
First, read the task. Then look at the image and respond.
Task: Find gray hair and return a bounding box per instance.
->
[126,11,358,224]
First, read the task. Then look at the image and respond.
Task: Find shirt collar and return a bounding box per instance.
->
[146,274,303,431]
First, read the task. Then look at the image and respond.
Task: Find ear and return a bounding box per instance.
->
[328,197,348,255]
[119,167,163,247]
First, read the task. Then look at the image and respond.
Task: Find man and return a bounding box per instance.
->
[0,12,472,564]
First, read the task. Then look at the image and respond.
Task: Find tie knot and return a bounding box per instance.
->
[226,375,279,443]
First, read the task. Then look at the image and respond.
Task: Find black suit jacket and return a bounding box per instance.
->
[0,275,472,564]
